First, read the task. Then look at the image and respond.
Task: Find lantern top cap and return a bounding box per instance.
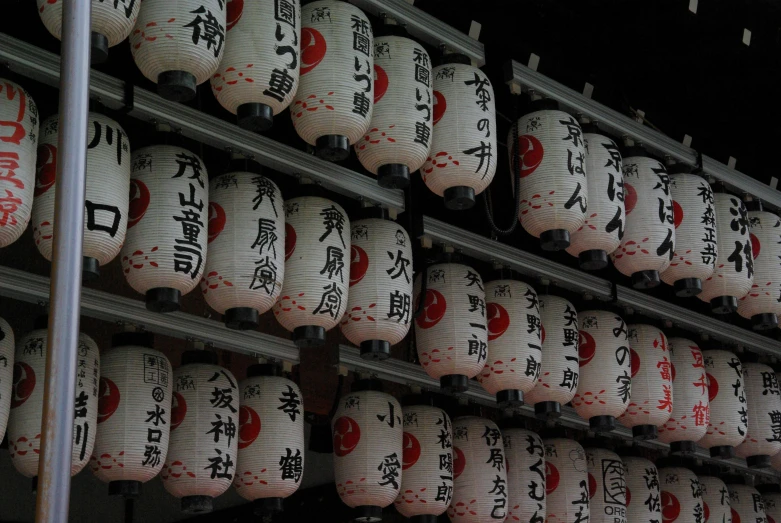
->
[247,363,282,378]
[438,53,471,66]
[350,378,384,392]
[524,98,559,114]
[33,314,48,330]
[111,331,154,349]
[181,349,218,366]
[351,207,389,221]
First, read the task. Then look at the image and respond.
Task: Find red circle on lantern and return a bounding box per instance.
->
[517,135,544,178]
[453,446,465,479]
[672,200,684,229]
[626,486,631,506]
[11,361,35,409]
[97,377,120,424]
[373,64,389,104]
[703,502,710,521]
[767,514,775,523]
[750,233,760,259]
[630,348,641,378]
[545,461,560,494]
[238,405,261,449]
[707,373,719,402]
[333,416,361,457]
[226,0,244,31]
[300,28,327,75]
[661,491,681,522]
[349,245,369,287]
[34,144,57,196]
[207,202,226,244]
[588,472,597,499]
[624,183,638,215]
[731,508,741,523]
[671,362,676,382]
[432,91,446,125]
[128,179,150,229]
[285,223,297,261]
[486,302,510,341]
[415,289,447,330]
[541,325,546,344]
[578,331,596,366]
[402,432,421,470]
[171,391,187,431]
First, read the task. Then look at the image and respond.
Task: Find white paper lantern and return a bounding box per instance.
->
[0,317,14,442]
[90,332,172,496]
[291,0,373,161]
[200,171,284,329]
[729,484,767,523]
[393,401,453,521]
[573,310,631,432]
[658,466,704,523]
[34,112,130,280]
[585,447,627,523]
[37,0,141,63]
[478,279,541,407]
[738,209,781,330]
[524,295,580,420]
[355,35,433,189]
[760,486,781,523]
[566,128,625,269]
[121,145,209,313]
[446,416,508,522]
[0,78,38,249]
[273,195,350,347]
[618,324,672,440]
[131,0,226,102]
[660,171,717,297]
[699,193,754,314]
[622,456,661,523]
[611,151,675,289]
[699,475,731,523]
[332,382,402,522]
[7,321,99,479]
[734,362,781,469]
[502,427,546,523]
[162,352,238,514]
[658,338,709,454]
[211,0,301,132]
[698,350,747,459]
[422,58,497,211]
[543,437,590,523]
[413,263,487,393]
[234,365,305,514]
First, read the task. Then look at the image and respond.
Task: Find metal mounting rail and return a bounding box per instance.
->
[504,60,781,211]
[0,266,300,363]
[0,32,405,212]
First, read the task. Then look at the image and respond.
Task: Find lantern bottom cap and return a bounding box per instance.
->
[710,295,738,315]
[237,103,274,133]
[534,401,562,420]
[108,480,141,498]
[410,516,438,523]
[589,415,616,433]
[579,249,608,271]
[751,312,778,331]
[440,374,469,393]
[353,505,383,522]
[443,186,476,211]
[82,256,100,282]
[709,445,736,459]
[540,229,571,252]
[496,389,523,408]
[292,325,326,348]
[360,340,391,361]
[746,454,772,469]
[181,495,213,514]
[674,277,702,297]
[669,440,697,455]
[224,307,260,330]
[91,31,109,65]
[253,497,284,515]
[145,287,181,313]
[157,70,197,103]
[315,135,350,162]
[632,424,658,440]
[377,164,410,189]
[631,269,661,289]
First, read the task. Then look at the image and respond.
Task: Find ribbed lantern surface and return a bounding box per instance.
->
[585,447,626,523]
[201,171,284,330]
[763,489,781,523]
[573,310,631,432]
[729,484,767,523]
[698,350,747,458]
[355,35,433,189]
[661,172,717,297]
[131,0,226,102]
[618,324,672,440]
[121,145,208,313]
[478,279,541,407]
[699,475,731,523]
[273,195,350,348]
[524,295,580,419]
[503,428,546,522]
[658,338,709,454]
[622,456,661,523]
[34,113,130,278]
[332,385,403,523]
[611,153,675,289]
[566,130,625,269]
[447,416,508,523]
[211,0,300,132]
[738,210,781,330]
[0,78,38,249]
[658,467,703,523]
[91,333,172,494]
[0,317,14,442]
[423,60,496,211]
[340,217,413,360]
[413,263,487,392]
[8,327,99,478]
[699,193,753,314]
[291,0,374,161]
[734,362,781,468]
[543,437,590,523]
[393,403,453,521]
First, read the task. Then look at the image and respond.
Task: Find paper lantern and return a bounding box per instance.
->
[734,362,781,469]
[34,112,130,280]
[234,364,305,515]
[618,324,672,440]
[201,171,284,330]
[91,332,172,497]
[291,0,373,161]
[658,338,709,454]
[573,310,631,432]
[699,475,731,523]
[121,145,209,313]
[699,193,753,314]
[0,78,38,249]
[515,101,587,251]
[759,485,781,523]
[211,0,300,132]
[422,57,497,211]
[37,0,141,64]
[729,484,767,522]
[447,416,508,522]
[502,427,546,523]
[162,351,238,514]
[413,263,487,393]
[524,295,580,419]
[131,0,226,102]
[658,466,703,523]
[393,399,453,522]
[660,170,717,297]
[611,150,675,289]
[273,195,350,347]
[585,447,627,522]
[738,209,781,330]
[698,350,746,459]
[355,34,433,189]
[0,317,14,442]
[478,279,541,407]
[7,319,99,479]
[543,437,590,523]
[332,380,402,522]
[622,456,661,523]
[566,127,625,269]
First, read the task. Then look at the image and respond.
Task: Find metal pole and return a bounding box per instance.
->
[34,0,91,521]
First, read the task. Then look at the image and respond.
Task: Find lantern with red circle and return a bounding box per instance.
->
[658,466,703,523]
[699,474,731,523]
[543,437,589,523]
[585,447,626,522]
[0,317,14,442]
[729,483,767,522]
[622,456,661,523]
[737,208,781,330]
[698,350,746,459]
[502,426,546,522]
[758,484,781,523]
[735,362,781,469]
